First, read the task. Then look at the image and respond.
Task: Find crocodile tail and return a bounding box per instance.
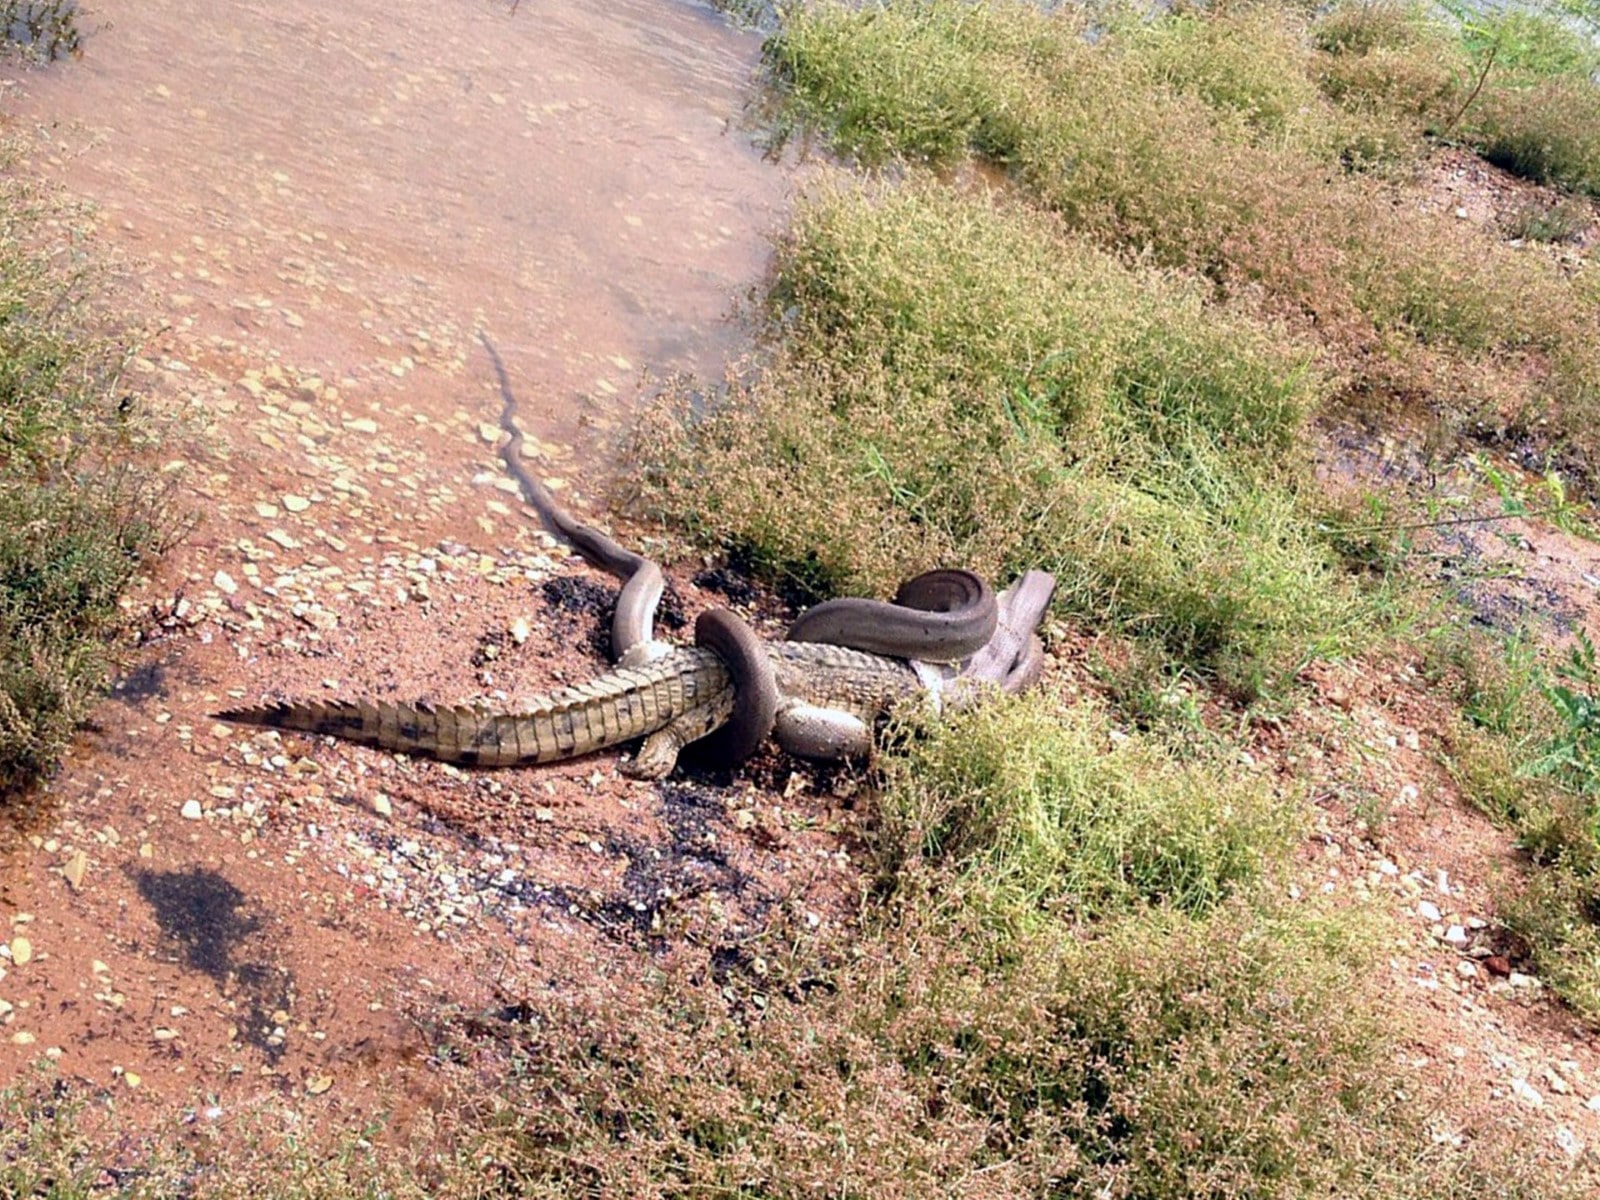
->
[214,649,734,769]
[214,698,558,767]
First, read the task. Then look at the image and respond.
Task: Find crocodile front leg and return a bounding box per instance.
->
[627,691,736,779]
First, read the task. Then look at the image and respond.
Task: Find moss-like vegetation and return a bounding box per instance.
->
[0,168,172,795]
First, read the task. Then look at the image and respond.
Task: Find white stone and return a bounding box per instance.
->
[180,800,204,821]
[1417,900,1442,922]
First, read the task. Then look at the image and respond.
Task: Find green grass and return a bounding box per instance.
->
[0,166,173,796]
[1324,0,1600,193]
[1463,75,1600,194]
[1435,623,1600,1022]
[760,0,1600,471]
[876,691,1300,920]
[435,701,1589,1198]
[633,178,1376,699]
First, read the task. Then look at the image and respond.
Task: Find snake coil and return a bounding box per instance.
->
[484,332,1040,769]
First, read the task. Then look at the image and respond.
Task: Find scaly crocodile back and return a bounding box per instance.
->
[216,647,731,767]
[218,640,923,770]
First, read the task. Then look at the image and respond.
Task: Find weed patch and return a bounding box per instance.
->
[632,179,1372,696]
[1438,622,1600,1021]
[875,691,1298,921]
[1462,76,1600,195]
[762,0,1600,477]
[0,167,174,797]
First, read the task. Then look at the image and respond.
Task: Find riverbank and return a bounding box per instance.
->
[4,2,1600,1195]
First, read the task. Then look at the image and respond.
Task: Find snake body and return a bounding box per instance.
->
[482,335,1005,767]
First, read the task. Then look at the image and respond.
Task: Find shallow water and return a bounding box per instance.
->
[0,0,783,443]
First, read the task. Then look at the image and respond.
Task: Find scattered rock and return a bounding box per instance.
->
[180,800,204,821]
[62,852,87,890]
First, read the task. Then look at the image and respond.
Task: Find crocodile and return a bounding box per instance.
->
[216,336,1057,778]
[217,637,929,780]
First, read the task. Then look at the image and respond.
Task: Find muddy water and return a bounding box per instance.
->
[1,0,782,445]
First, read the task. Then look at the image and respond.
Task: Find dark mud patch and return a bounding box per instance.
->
[1465,407,1597,501]
[541,572,686,661]
[133,867,295,1060]
[541,575,618,662]
[512,780,757,945]
[692,565,762,608]
[1435,526,1583,636]
[111,659,168,704]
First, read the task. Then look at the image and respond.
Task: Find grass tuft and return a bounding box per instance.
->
[1436,623,1600,1022]
[632,178,1371,697]
[0,166,174,797]
[876,691,1299,921]
[1462,76,1600,195]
